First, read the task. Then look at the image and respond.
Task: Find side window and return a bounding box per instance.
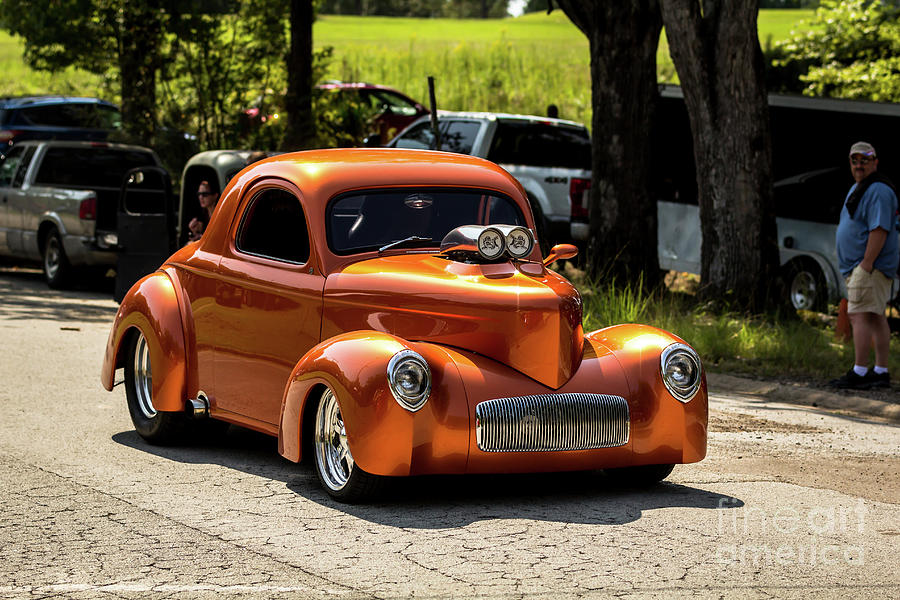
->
[442,121,480,155]
[237,188,310,264]
[0,146,25,187]
[11,146,36,188]
[392,122,435,150]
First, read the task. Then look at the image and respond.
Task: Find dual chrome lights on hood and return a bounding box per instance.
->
[660,343,702,402]
[440,224,535,262]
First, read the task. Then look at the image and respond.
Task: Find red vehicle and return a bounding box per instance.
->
[101,148,707,502]
[316,81,428,144]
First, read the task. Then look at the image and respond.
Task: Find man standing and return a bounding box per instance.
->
[830,142,899,390]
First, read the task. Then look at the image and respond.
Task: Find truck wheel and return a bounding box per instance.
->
[42,229,72,289]
[784,260,827,312]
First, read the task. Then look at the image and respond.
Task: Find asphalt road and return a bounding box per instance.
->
[0,268,898,599]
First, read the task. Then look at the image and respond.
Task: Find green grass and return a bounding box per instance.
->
[1,9,814,128]
[578,274,900,380]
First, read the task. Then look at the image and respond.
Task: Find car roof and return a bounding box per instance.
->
[429,110,587,130]
[0,96,119,110]
[11,139,155,152]
[201,148,531,273]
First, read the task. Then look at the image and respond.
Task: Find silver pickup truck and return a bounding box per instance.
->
[0,140,161,287]
[387,111,592,249]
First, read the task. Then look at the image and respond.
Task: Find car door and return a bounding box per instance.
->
[212,180,325,428]
[0,145,35,256]
[115,166,177,302]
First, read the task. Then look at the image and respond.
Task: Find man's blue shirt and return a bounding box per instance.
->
[836,181,900,278]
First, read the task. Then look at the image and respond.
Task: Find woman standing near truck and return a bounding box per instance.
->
[187,180,219,241]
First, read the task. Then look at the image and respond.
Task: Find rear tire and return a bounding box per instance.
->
[603,464,675,487]
[784,260,827,312]
[42,229,72,289]
[124,331,187,445]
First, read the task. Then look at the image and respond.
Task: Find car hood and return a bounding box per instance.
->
[322,254,584,389]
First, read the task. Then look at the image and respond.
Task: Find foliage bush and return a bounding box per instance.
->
[577,273,899,380]
[773,0,900,102]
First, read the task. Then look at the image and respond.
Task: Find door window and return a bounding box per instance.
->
[392,122,435,150]
[237,188,310,264]
[0,145,25,187]
[442,121,480,155]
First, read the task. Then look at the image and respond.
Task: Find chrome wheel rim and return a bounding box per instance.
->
[44,237,60,280]
[790,271,817,310]
[314,389,354,491]
[133,333,156,419]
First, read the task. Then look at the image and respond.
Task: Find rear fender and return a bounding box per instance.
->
[278,331,469,476]
[587,324,707,464]
[100,271,188,412]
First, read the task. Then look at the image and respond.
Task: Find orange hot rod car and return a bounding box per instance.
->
[101,148,707,502]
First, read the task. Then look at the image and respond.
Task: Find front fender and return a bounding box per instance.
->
[278,331,469,476]
[100,271,188,412]
[588,324,707,464]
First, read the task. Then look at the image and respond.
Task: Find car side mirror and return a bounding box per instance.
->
[542,243,578,267]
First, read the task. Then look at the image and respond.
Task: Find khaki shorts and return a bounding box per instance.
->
[845,266,894,314]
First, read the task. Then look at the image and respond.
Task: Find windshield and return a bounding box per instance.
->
[328,189,526,255]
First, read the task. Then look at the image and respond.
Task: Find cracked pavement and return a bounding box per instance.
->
[0,269,898,599]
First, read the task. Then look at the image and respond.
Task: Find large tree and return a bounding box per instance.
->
[555,0,663,285]
[660,0,779,310]
[281,0,316,150]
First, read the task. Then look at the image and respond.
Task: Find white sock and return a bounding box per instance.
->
[874,366,889,375]
[853,365,868,376]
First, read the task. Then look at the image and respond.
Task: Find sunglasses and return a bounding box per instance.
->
[850,157,873,166]
[197,191,215,197]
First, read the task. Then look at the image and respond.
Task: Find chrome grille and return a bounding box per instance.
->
[475,393,629,452]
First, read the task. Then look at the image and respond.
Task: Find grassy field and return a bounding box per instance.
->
[1,9,814,127]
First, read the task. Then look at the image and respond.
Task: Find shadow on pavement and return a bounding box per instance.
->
[113,426,743,527]
[0,267,117,323]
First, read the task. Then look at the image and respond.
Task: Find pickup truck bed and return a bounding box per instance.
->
[0,140,161,287]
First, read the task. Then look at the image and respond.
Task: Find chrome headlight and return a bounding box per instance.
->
[476,227,506,260]
[387,350,431,411]
[660,343,702,402]
[500,226,534,259]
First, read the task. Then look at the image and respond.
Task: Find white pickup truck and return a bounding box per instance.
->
[386,111,592,249]
[0,140,161,287]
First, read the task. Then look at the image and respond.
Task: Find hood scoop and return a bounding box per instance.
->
[323,254,584,389]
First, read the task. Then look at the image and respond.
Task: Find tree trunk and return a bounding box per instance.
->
[118,2,161,144]
[556,0,662,286]
[282,0,316,150]
[660,0,779,310]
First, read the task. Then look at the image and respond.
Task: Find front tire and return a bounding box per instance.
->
[43,228,72,289]
[124,331,187,445]
[604,463,675,487]
[313,387,383,502]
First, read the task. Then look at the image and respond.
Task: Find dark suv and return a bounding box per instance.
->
[0,96,121,156]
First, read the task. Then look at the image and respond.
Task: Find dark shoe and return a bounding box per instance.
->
[829,369,872,390]
[865,370,890,389]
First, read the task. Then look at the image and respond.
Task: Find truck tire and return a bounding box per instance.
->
[784,259,827,312]
[42,228,72,289]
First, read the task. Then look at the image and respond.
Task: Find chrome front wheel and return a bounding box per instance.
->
[314,389,354,491]
[312,388,383,502]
